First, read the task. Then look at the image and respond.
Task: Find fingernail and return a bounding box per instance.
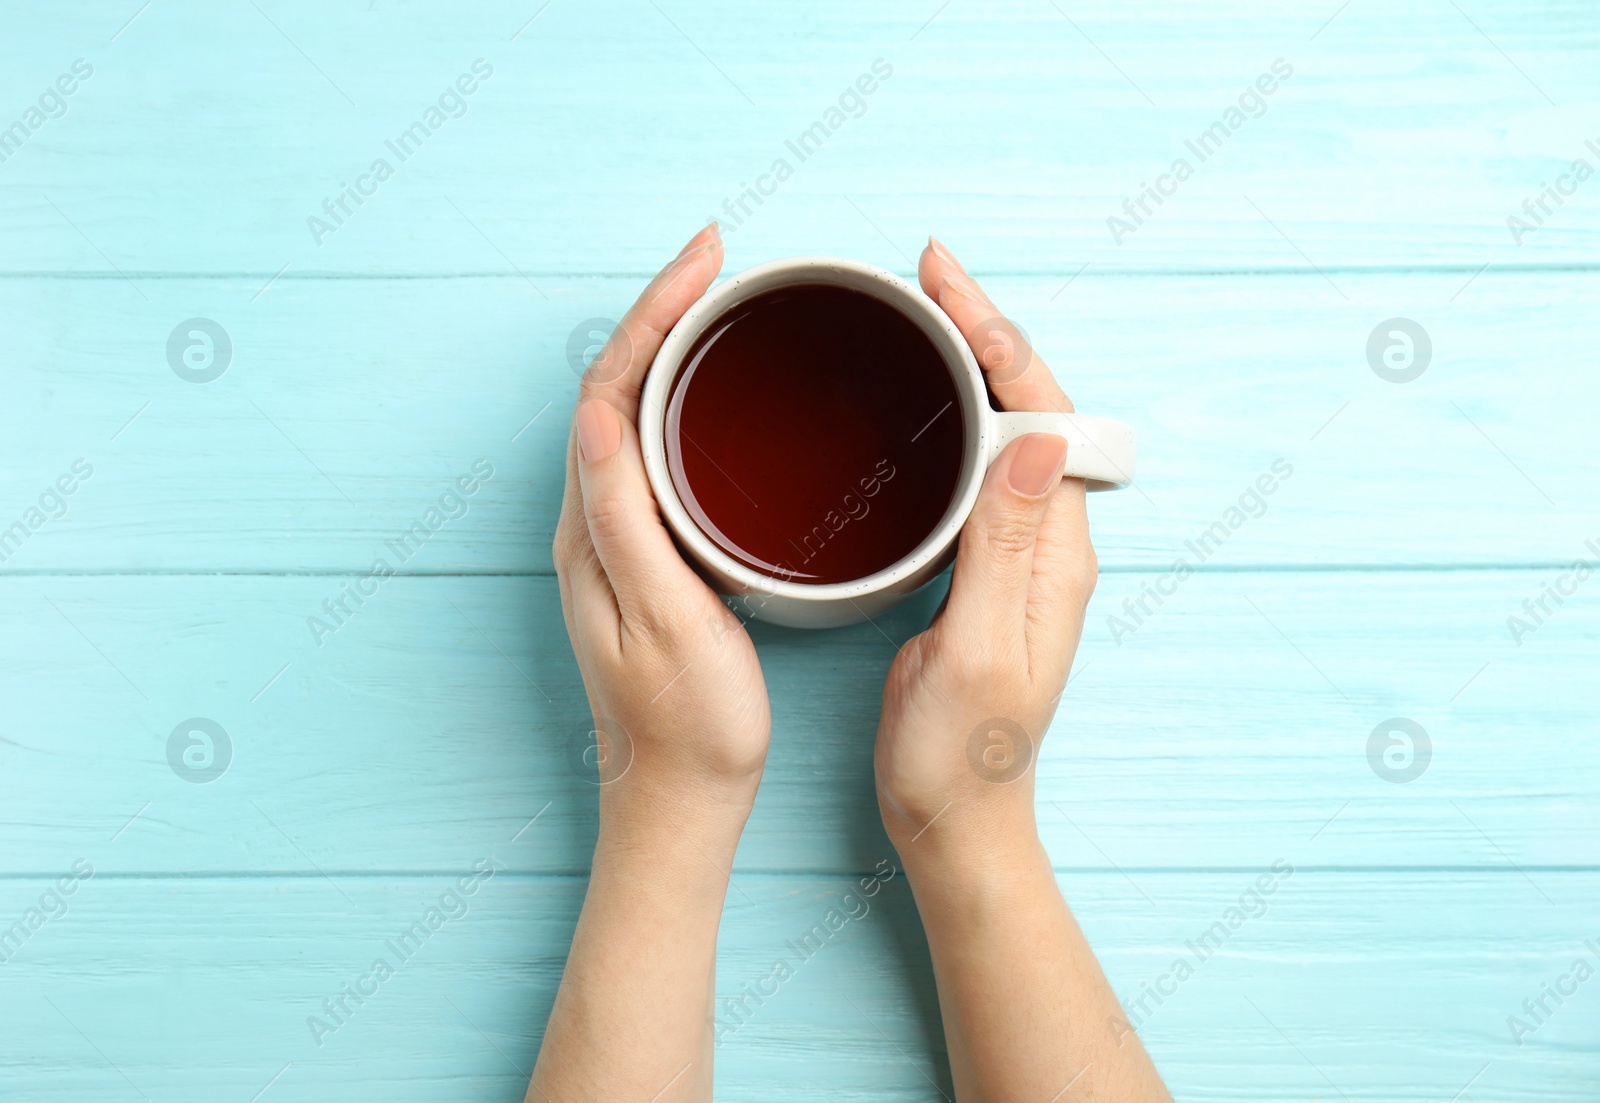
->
[575,400,622,464]
[648,243,714,300]
[1009,434,1067,496]
[663,239,717,277]
[675,225,710,259]
[928,235,958,266]
[940,275,985,305]
[675,223,720,260]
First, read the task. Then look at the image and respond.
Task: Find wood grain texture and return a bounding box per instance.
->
[2,272,1594,573]
[3,571,1594,874]
[1,874,1594,1102]
[5,0,1597,1097]
[0,1,1595,273]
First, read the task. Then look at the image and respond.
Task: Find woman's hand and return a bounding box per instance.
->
[874,236,1096,856]
[872,238,1170,1103]
[533,224,767,1103]
[553,221,770,833]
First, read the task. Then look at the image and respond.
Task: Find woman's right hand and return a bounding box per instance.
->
[873,236,1098,857]
[864,236,1169,1103]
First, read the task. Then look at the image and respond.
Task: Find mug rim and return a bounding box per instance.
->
[637,255,993,604]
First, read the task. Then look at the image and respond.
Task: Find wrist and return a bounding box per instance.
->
[597,773,754,865]
[588,815,747,918]
[878,776,1041,860]
[885,798,1049,891]
[897,829,1055,917]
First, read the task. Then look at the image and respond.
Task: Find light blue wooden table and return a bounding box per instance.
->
[3,2,1596,1099]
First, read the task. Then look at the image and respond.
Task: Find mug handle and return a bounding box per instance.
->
[989,411,1137,491]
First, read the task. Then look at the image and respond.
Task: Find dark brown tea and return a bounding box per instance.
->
[664,284,965,584]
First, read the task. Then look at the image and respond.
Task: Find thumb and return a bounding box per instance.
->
[944,433,1068,636]
[574,398,700,625]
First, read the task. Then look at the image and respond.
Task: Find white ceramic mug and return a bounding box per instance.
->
[638,256,1136,629]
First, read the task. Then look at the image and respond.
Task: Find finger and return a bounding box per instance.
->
[574,397,704,629]
[557,224,723,619]
[554,492,622,669]
[579,223,724,419]
[920,236,1098,664]
[1024,477,1097,670]
[918,236,1072,414]
[944,433,1069,638]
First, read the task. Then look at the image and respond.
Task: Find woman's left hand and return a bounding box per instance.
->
[534,224,769,1102]
[553,222,771,833]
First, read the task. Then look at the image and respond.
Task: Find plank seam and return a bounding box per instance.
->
[0,563,1585,579]
[5,265,1600,280]
[1,867,1595,881]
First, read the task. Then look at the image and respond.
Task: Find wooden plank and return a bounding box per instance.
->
[0,872,1594,1100]
[1,1,1595,273]
[4,571,1594,874]
[3,272,1594,573]
[4,4,1592,1098]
